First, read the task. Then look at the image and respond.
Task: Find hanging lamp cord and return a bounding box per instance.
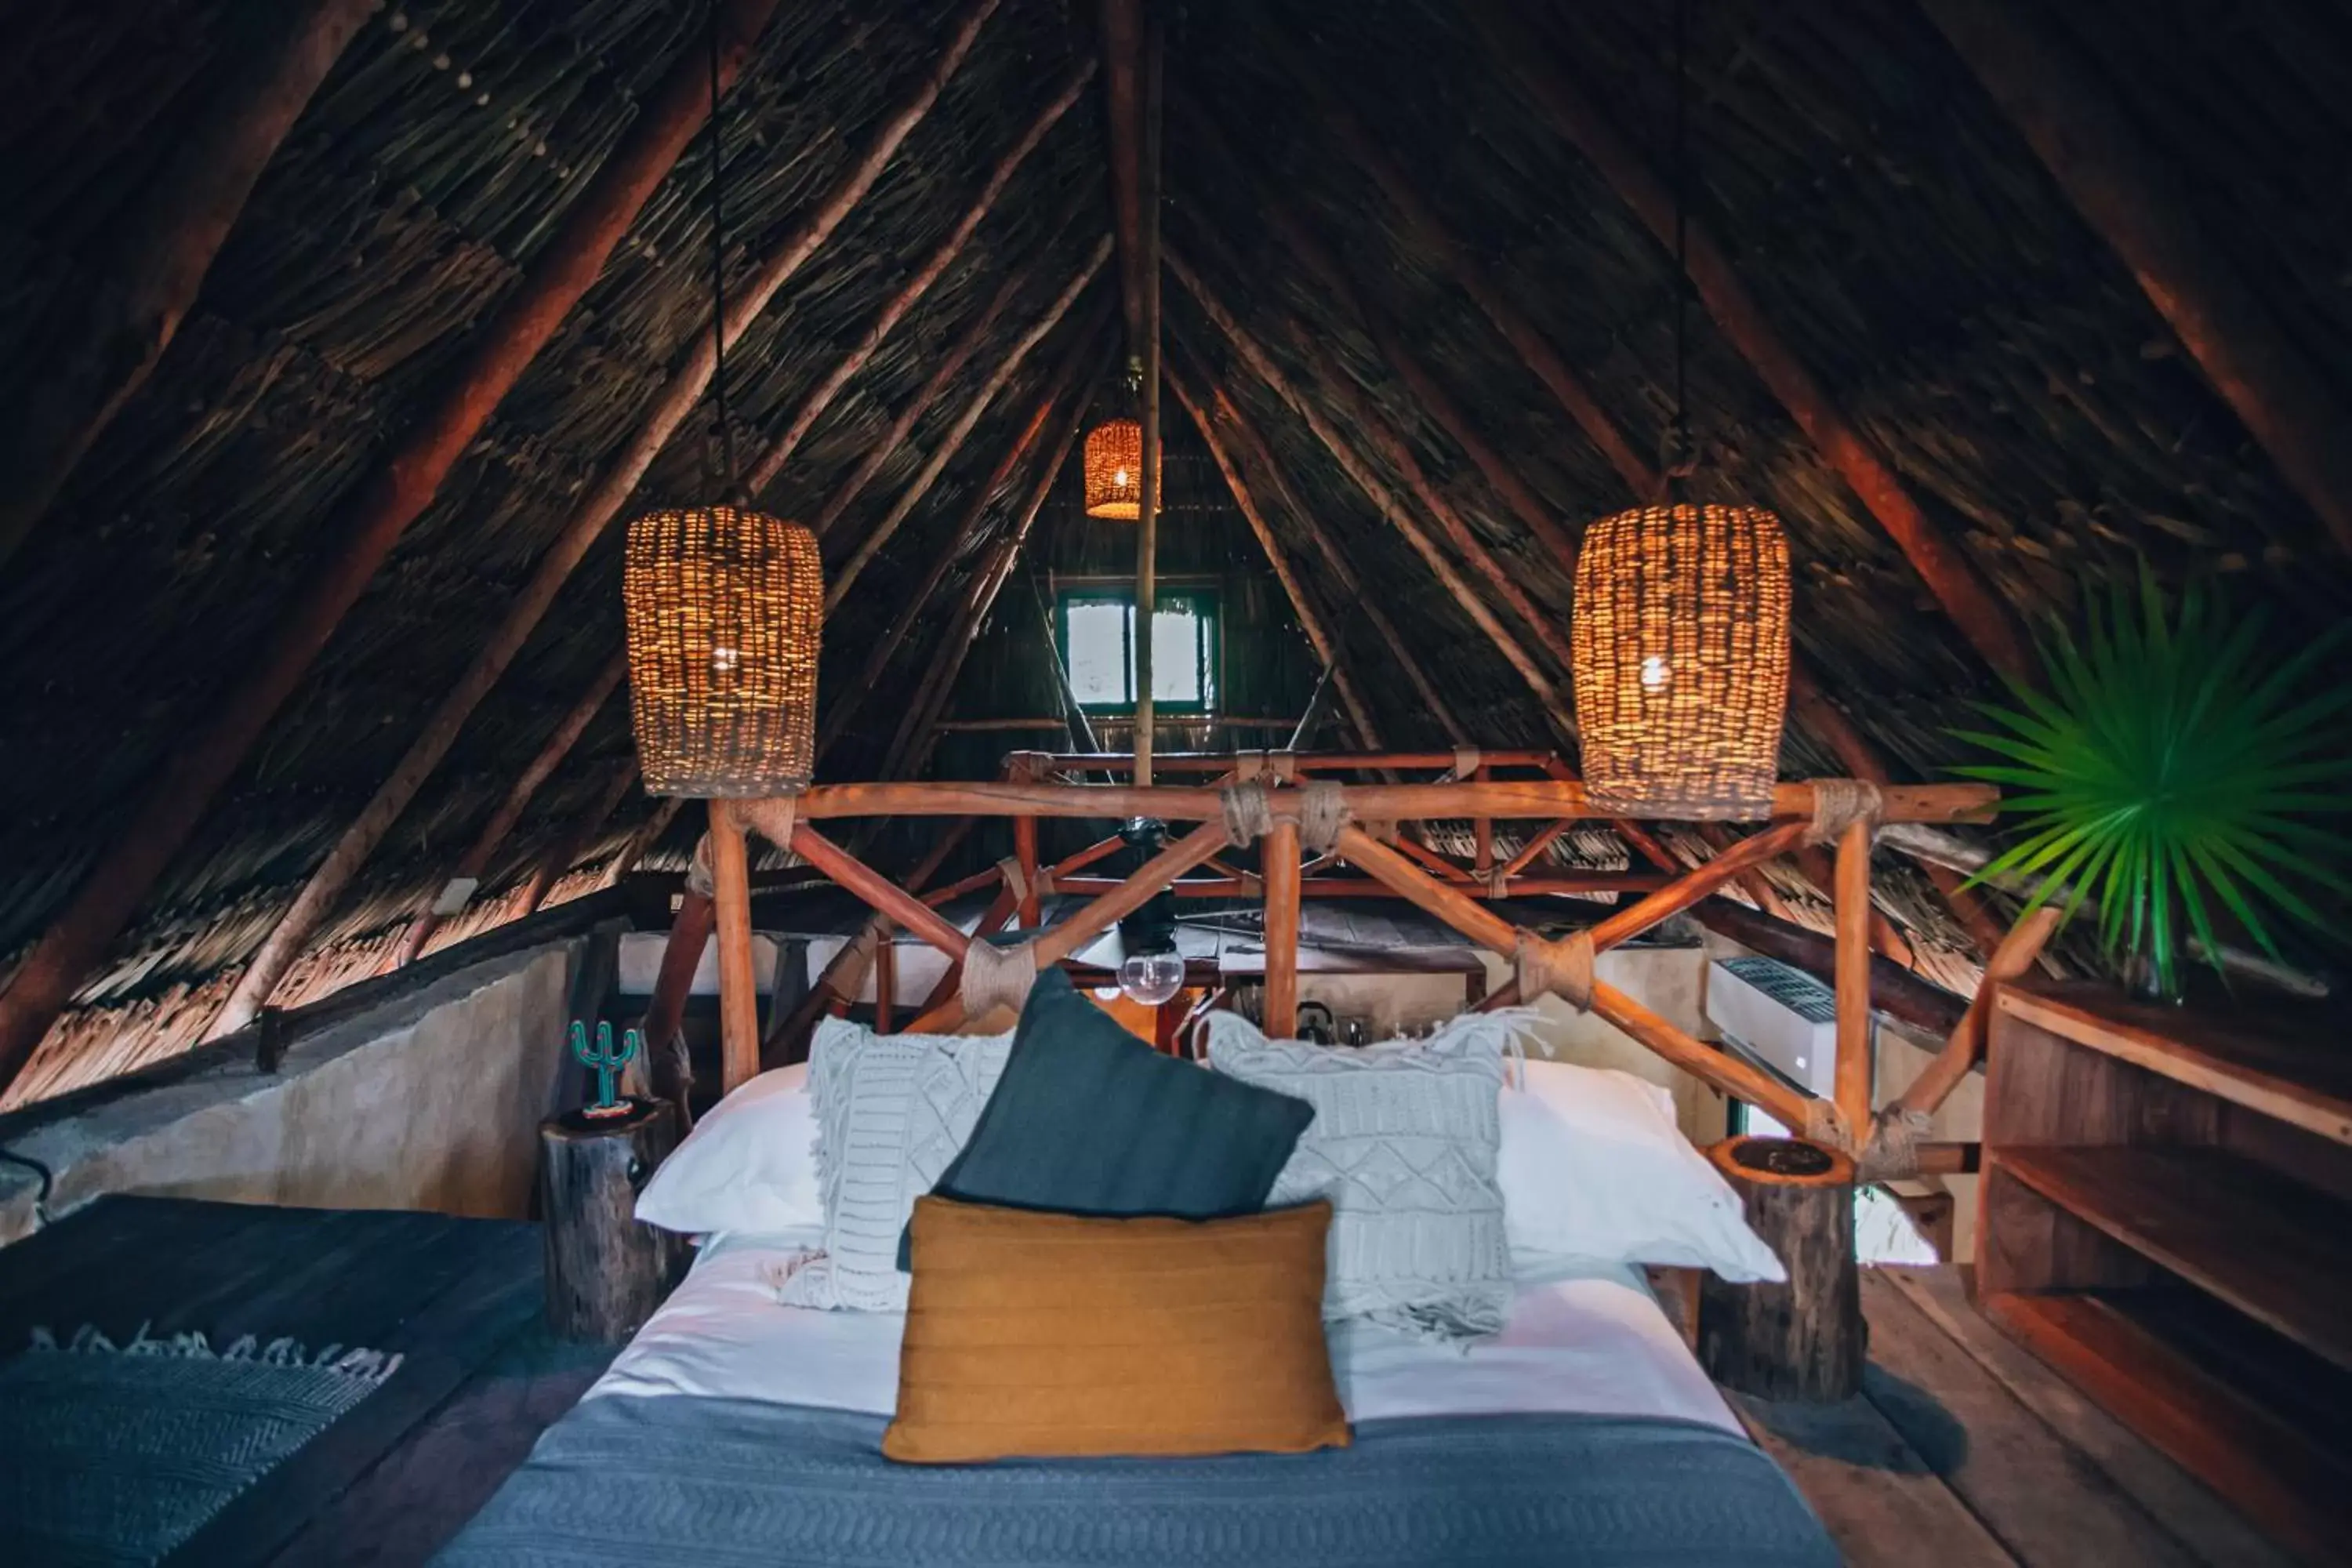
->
[1663,0,1697,495]
[707,0,741,504]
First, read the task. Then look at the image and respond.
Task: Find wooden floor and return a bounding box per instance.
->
[1728,1265,2299,1568]
[0,1196,614,1567]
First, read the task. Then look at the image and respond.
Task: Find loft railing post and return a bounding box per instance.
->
[1833,818,1875,1138]
[1263,817,1301,1037]
[708,801,760,1096]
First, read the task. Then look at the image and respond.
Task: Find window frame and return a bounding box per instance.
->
[1052,583,1221,717]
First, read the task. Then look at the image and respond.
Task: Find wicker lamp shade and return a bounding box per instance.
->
[1571,502,1791,818]
[624,504,822,798]
[1083,418,1148,519]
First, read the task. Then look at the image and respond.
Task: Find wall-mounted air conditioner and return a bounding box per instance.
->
[1705,955,1844,1100]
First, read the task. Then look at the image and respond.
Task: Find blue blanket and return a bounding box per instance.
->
[438,1396,1836,1566]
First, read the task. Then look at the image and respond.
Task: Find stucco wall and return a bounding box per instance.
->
[0,944,576,1244]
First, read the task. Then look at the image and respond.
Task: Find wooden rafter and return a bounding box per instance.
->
[0,0,380,572]
[1466,2,2032,681]
[1097,0,1150,354]
[198,0,1004,1040]
[1925,0,2352,558]
[0,0,786,1095]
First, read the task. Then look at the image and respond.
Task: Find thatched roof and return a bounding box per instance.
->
[2,0,2347,1102]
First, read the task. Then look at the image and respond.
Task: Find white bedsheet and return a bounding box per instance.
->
[592,1234,1740,1435]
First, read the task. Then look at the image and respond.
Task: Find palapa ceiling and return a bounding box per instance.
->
[0,0,2346,1104]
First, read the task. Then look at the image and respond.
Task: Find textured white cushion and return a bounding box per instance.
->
[778,1017,1013,1312]
[634,1064,822,1240]
[1501,1058,1784,1283]
[1205,1012,1514,1342]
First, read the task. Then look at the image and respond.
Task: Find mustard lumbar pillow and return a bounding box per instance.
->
[883,1197,1350,1464]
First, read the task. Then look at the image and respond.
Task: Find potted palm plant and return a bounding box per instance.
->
[1953,567,2350,1004]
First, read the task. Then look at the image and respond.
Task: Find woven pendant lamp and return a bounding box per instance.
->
[1573,0,1790,817]
[1083,417,1145,519]
[623,2,822,798]
[1571,503,1788,815]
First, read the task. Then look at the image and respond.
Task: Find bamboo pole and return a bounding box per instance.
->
[387,652,627,969]
[1467,3,2031,681]
[784,778,1996,824]
[1924,0,2352,558]
[1833,818,1876,1135]
[816,319,1104,756]
[1165,364,1382,750]
[827,241,1112,608]
[521,762,643,916]
[1130,19,1166,787]
[1894,906,2061,1120]
[0,0,787,1095]
[0,0,380,572]
[707,802,760,1095]
[1262,818,1302,1036]
[743,57,1090,492]
[1169,249,1577,742]
[1178,340,1463,745]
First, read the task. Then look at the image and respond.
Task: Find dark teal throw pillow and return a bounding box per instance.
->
[898,967,1313,1269]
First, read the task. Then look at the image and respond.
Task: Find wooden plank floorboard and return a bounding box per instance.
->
[1857,1270,2205,1567]
[1882,1267,2296,1568]
[1730,1388,2018,1567]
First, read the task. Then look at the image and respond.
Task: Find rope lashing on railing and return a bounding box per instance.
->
[1448,746,1483,781]
[684,833,717,898]
[1804,778,1883,847]
[1488,867,1512,898]
[1856,1105,1933,1181]
[1513,927,1595,1011]
[1231,751,1297,783]
[1005,750,1054,783]
[960,936,1039,1021]
[996,855,1054,907]
[1221,782,1275,847]
[1295,781,1349,855]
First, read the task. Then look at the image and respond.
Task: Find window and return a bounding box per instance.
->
[1054,586,1219,714]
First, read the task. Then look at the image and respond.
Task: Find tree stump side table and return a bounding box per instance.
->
[538,1098,689,1342]
[1696,1134,1864,1402]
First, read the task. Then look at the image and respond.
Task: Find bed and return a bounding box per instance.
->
[439,1236,1838,1566]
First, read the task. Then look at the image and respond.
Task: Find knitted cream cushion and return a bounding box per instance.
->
[1204,1013,1514,1341]
[779,1017,1012,1312]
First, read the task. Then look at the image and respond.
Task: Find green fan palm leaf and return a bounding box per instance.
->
[1951,564,2351,999]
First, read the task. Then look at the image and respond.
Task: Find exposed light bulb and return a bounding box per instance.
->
[710,644,739,674]
[1117,953,1184,1007]
[1112,466,1131,488]
[1639,654,1671,692]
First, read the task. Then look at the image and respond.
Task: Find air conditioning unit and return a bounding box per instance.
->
[1706,955,1842,1099]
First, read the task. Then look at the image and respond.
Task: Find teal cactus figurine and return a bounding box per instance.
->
[571,1021,640,1119]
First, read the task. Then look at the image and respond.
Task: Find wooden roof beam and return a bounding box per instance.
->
[1097,0,1150,354]
[0,0,787,1094]
[826,240,1112,609]
[1164,332,1468,749]
[204,0,1004,1039]
[1924,0,2352,559]
[1167,245,1578,746]
[0,0,380,573]
[1163,364,1383,753]
[1466,2,2033,682]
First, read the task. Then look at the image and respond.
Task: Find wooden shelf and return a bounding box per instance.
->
[1997,1144,2352,1373]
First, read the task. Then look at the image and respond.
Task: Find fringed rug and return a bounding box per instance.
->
[0,1324,402,1566]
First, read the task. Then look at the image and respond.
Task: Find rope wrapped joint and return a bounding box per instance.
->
[1220,782,1274,848]
[959,938,1040,1022]
[1805,778,1884,848]
[1513,927,1595,1012]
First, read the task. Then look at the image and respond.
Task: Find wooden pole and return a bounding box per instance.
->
[0,0,786,1096]
[826,240,1112,607]
[1169,251,1577,742]
[1924,0,2352,557]
[1263,818,1301,1036]
[1165,363,1382,750]
[1894,906,2061,1120]
[1467,2,2031,681]
[743,56,1089,491]
[1833,818,1876,1135]
[386,652,627,971]
[1172,340,1465,746]
[635,887,715,1080]
[816,320,1105,757]
[780,825,975,960]
[1132,20,1165,789]
[706,802,760,1096]
[0,0,379,572]
[1097,0,1149,354]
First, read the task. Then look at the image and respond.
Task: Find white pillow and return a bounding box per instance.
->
[1501,1057,1785,1283]
[635,1063,822,1238]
